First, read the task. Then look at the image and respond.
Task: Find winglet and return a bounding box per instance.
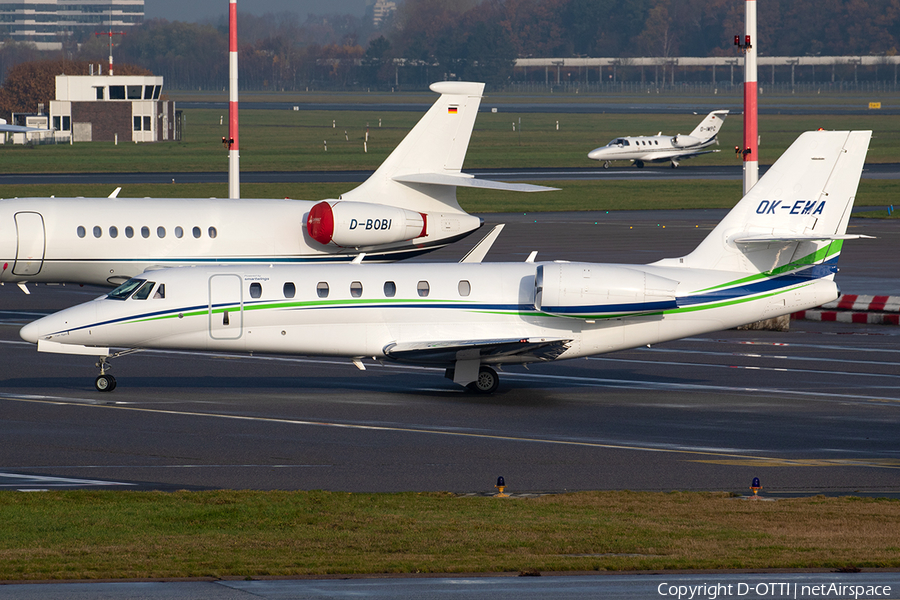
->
[459,224,504,263]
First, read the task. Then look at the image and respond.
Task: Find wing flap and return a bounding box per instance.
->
[383,337,571,365]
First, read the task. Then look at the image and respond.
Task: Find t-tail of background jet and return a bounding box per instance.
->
[686,109,729,144]
[306,82,554,249]
[657,130,871,286]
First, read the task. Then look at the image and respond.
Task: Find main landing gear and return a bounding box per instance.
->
[634,160,645,168]
[466,366,500,394]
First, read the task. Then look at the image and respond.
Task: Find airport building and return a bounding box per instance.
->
[0,1,144,49]
[46,74,176,143]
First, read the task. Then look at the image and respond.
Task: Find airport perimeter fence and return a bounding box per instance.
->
[499,81,900,96]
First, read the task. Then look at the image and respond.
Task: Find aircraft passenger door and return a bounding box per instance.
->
[13,212,45,276]
[209,274,243,340]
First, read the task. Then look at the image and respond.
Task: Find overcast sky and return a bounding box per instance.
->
[144,0,371,22]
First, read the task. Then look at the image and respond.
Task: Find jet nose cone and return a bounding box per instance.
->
[19,319,44,344]
[588,148,604,160]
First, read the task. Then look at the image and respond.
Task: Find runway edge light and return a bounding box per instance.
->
[495,476,508,498]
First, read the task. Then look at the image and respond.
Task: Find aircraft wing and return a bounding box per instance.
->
[383,337,571,365]
[646,149,719,162]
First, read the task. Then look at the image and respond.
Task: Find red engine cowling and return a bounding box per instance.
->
[307,201,427,248]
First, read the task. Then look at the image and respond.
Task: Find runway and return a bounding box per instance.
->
[1,211,898,496]
[2,163,899,185]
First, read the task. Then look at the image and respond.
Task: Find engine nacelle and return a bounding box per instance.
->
[307,201,427,248]
[535,263,679,318]
[672,134,701,148]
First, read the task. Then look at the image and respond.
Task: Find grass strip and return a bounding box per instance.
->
[1,490,898,580]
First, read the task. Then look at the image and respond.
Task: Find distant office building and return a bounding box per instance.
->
[0,1,144,49]
[371,0,395,27]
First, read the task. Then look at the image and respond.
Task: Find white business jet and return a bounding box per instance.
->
[0,82,552,291]
[588,110,729,168]
[21,130,870,393]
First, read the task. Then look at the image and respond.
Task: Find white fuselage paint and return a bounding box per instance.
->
[0,197,479,286]
[20,261,839,366]
[587,134,715,164]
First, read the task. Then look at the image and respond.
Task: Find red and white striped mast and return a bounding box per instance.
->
[226,0,240,199]
[740,0,758,194]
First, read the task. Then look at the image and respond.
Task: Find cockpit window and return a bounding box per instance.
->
[132,280,156,300]
[107,278,146,300]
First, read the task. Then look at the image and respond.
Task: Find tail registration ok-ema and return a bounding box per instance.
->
[20,130,871,393]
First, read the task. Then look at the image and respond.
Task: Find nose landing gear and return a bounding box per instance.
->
[94,356,116,392]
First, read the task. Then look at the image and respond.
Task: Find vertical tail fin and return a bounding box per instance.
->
[664,130,871,275]
[688,110,729,141]
[339,82,484,214]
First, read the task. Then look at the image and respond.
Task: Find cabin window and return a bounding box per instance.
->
[153,284,165,299]
[350,281,363,298]
[174,226,183,238]
[249,282,262,299]
[208,227,217,239]
[383,281,396,297]
[132,280,156,300]
[316,282,329,298]
[417,281,430,297]
[125,226,134,238]
[458,280,471,296]
[77,226,86,238]
[109,226,118,238]
[93,226,102,238]
[141,226,150,238]
[157,226,166,238]
[107,278,146,300]
[283,282,296,298]
[192,226,201,238]
[654,140,659,145]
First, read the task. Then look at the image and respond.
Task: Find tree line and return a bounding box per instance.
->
[1,0,898,91]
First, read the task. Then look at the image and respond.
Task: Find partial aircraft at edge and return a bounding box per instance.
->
[21,130,871,394]
[588,110,729,169]
[0,82,553,291]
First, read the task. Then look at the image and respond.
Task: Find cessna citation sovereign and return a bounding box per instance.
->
[1,82,551,290]
[588,110,728,168]
[21,130,870,393]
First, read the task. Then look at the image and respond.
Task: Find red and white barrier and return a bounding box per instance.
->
[791,294,900,326]
[821,294,900,313]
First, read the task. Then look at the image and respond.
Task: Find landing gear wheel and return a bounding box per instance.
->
[95,374,117,392]
[466,366,499,394]
[603,161,610,169]
[634,160,645,169]
[670,162,678,168]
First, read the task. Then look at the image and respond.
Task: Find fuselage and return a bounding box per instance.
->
[20,259,840,366]
[0,197,480,286]
[587,134,714,163]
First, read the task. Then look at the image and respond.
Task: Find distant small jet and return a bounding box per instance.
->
[588,110,729,169]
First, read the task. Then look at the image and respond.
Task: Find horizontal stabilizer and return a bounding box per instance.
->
[384,337,571,365]
[733,234,875,243]
[394,172,558,193]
